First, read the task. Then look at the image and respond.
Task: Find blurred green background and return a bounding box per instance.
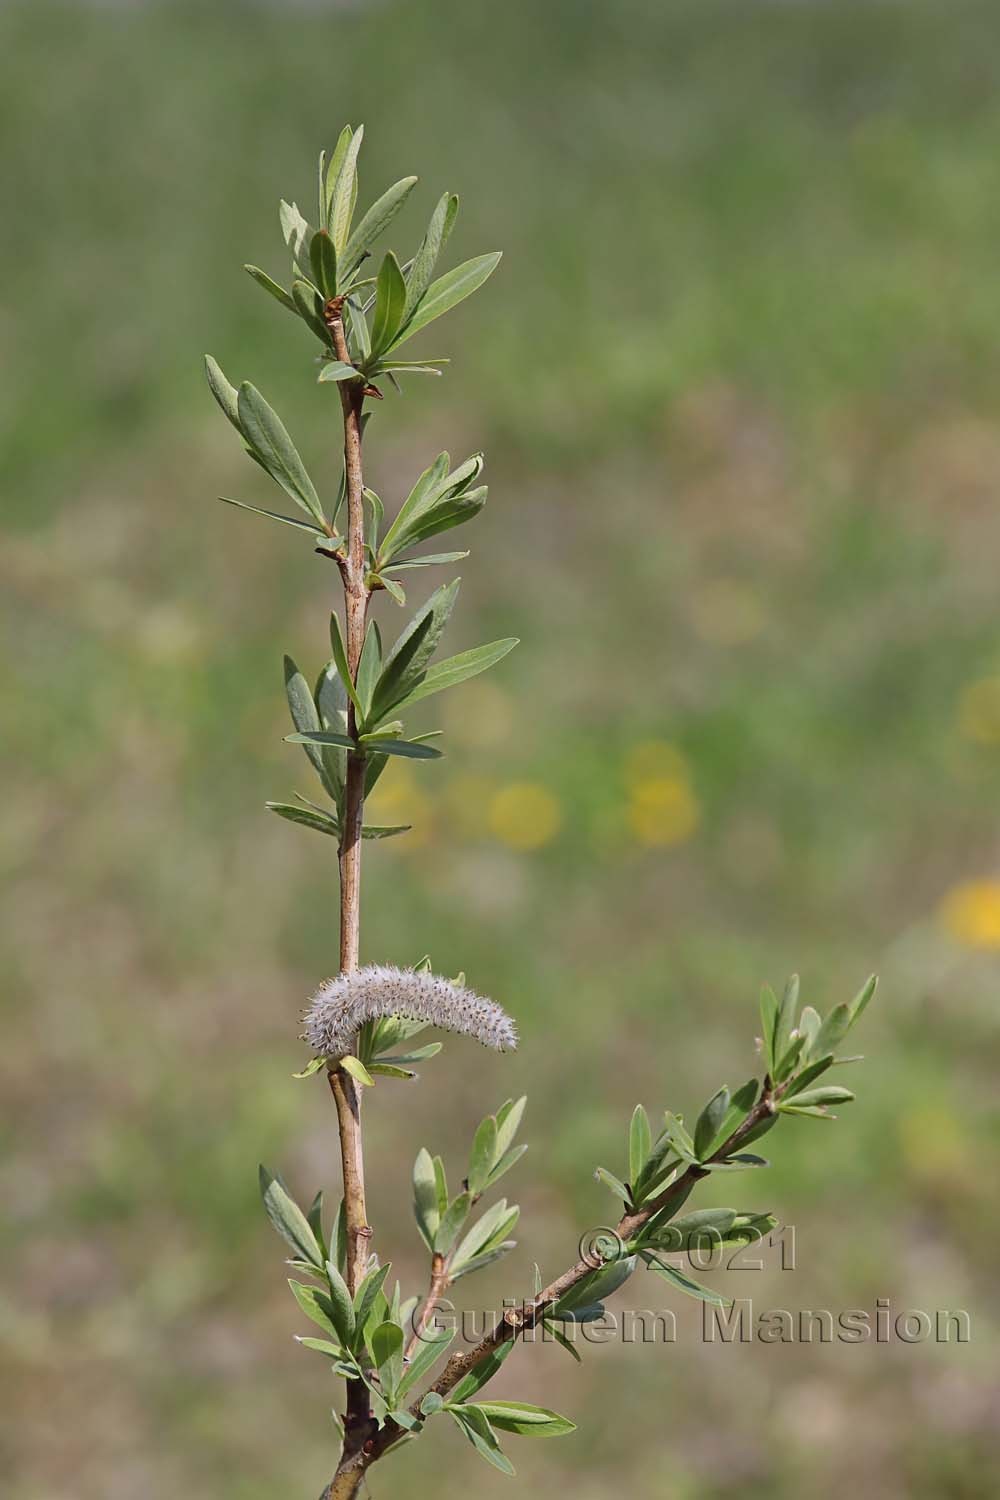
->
[3,1,1000,1496]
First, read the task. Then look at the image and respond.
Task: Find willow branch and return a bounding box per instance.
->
[323,296,374,1458]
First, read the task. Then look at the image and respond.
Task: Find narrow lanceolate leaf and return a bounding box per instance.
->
[814,1002,852,1057]
[292,279,332,344]
[412,1147,440,1251]
[370,1319,404,1398]
[370,251,408,356]
[279,199,315,278]
[288,1279,343,1341]
[433,1192,471,1255]
[310,228,338,299]
[359,737,442,760]
[327,124,364,252]
[244,265,297,313]
[759,985,779,1072]
[343,176,418,277]
[323,125,354,223]
[266,801,339,837]
[339,1054,375,1087]
[781,1085,855,1108]
[259,1167,324,1267]
[397,1325,455,1398]
[694,1087,730,1161]
[389,252,502,349]
[773,974,799,1071]
[452,1201,518,1271]
[467,1114,498,1197]
[644,1256,732,1309]
[785,1054,834,1097]
[849,974,878,1027]
[286,731,358,751]
[324,1260,356,1346]
[328,611,364,718]
[236,383,325,528]
[594,1166,631,1202]
[629,1104,652,1185]
[390,639,518,713]
[368,579,460,725]
[404,191,458,322]
[473,1401,576,1438]
[710,1078,759,1152]
[219,497,325,535]
[318,361,360,384]
[284,655,339,801]
[204,355,241,431]
[449,1336,515,1403]
[495,1096,527,1158]
[449,1407,515,1476]
[354,1263,392,1330]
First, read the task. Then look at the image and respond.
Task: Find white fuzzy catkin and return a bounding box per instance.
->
[303,964,518,1058]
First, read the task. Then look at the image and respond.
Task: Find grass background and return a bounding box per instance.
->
[3,1,999,1496]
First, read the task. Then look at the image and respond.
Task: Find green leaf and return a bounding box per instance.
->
[295,1335,351,1366]
[707,1152,770,1171]
[343,175,418,277]
[219,496,325,535]
[279,198,315,277]
[378,453,485,565]
[473,1401,576,1438]
[485,1143,528,1189]
[323,126,353,223]
[339,1055,374,1088]
[785,1054,835,1097]
[363,823,411,840]
[450,1242,517,1279]
[285,731,358,751]
[309,229,338,299]
[398,1325,457,1398]
[369,580,461,725]
[554,1255,636,1317]
[244,264,297,314]
[453,1199,518,1270]
[355,621,383,723]
[412,1147,440,1251]
[266,801,339,837]
[849,974,878,1027]
[432,1155,449,1217]
[236,383,326,528]
[318,361,360,384]
[354,1263,392,1329]
[797,1004,822,1055]
[594,1166,631,1202]
[371,1319,404,1398]
[495,1096,527,1159]
[629,1104,652,1185]
[644,1256,731,1308]
[288,1279,343,1340]
[370,250,408,357]
[694,1087,729,1162]
[420,1390,446,1416]
[773,974,799,1071]
[450,1336,515,1403]
[434,1192,471,1255]
[781,1085,855,1108]
[259,1167,324,1268]
[404,191,458,323]
[283,656,339,802]
[814,1002,852,1057]
[324,1260,356,1346]
[392,639,519,714]
[759,985,779,1073]
[292,278,332,344]
[328,611,364,718]
[383,551,469,572]
[542,1319,582,1362]
[361,738,443,761]
[468,1115,498,1197]
[204,355,241,431]
[327,124,364,252]
[293,1056,327,1079]
[390,252,502,349]
[709,1078,759,1153]
[449,1407,515,1476]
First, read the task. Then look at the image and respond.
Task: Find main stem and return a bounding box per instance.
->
[325,300,374,1485]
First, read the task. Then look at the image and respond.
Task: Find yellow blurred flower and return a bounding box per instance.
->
[957,676,1000,744]
[940,879,1000,949]
[624,739,689,784]
[366,766,432,849]
[628,775,700,847]
[488,781,562,851]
